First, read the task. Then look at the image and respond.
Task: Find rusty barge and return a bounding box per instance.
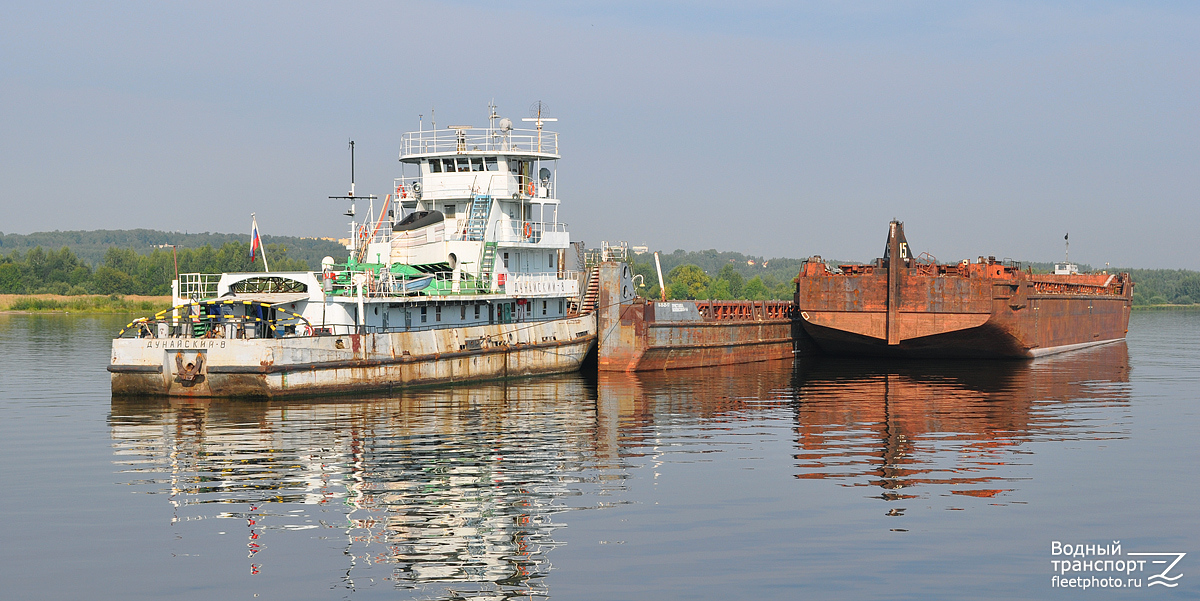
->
[793,221,1133,358]
[595,262,795,371]
[110,106,596,398]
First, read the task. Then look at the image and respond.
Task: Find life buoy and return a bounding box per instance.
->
[523,222,533,239]
[525,181,535,196]
[395,184,406,198]
[303,324,314,336]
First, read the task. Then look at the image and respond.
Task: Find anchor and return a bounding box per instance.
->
[174,351,205,382]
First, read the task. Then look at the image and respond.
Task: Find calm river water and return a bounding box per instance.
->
[1,312,1197,600]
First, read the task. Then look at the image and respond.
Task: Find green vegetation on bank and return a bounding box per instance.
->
[1122,270,1200,306]
[0,229,346,267]
[1,242,315,296]
[627,251,809,301]
[2,294,171,313]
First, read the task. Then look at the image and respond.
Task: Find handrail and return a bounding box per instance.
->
[117,300,311,338]
[695,300,794,321]
[400,127,559,157]
[177,273,222,301]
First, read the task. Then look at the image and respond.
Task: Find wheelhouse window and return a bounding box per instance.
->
[485,157,498,171]
[470,158,484,172]
[456,158,470,172]
[429,159,442,173]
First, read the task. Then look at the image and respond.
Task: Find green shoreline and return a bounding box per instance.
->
[1131,304,1200,311]
[0,295,172,314]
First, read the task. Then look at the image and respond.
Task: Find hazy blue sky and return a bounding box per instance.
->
[2,1,1197,268]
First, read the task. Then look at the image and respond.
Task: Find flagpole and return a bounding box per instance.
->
[253,213,270,273]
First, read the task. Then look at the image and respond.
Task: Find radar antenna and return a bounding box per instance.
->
[521,101,557,153]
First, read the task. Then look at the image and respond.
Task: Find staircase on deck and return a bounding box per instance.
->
[580,265,600,314]
[464,195,492,241]
[479,242,498,292]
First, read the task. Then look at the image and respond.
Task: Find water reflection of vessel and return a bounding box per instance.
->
[109,375,622,599]
[790,342,1131,499]
[597,344,1130,504]
[107,344,1134,595]
[794,221,1134,358]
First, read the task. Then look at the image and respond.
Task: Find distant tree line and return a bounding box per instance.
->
[626,252,803,301]
[1124,269,1200,306]
[0,242,311,296]
[623,249,1200,305]
[0,229,345,268]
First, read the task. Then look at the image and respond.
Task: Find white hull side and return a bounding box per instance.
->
[111,314,596,398]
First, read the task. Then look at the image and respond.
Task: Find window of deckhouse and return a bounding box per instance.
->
[429,160,442,173]
[485,157,498,171]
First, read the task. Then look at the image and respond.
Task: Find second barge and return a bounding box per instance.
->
[793,221,1133,358]
[595,262,795,371]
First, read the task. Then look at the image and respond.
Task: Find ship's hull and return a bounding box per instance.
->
[798,294,1130,359]
[598,301,794,371]
[110,315,596,398]
[794,221,1133,360]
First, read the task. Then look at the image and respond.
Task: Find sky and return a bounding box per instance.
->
[1,1,1197,269]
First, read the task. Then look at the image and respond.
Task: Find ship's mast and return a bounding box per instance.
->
[327,140,377,258]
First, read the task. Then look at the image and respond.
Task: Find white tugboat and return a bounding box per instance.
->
[110,104,598,398]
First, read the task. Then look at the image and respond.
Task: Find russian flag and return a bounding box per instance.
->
[250,219,262,261]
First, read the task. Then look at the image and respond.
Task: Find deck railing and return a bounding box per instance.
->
[400,127,559,157]
[696,300,794,321]
[177,273,221,301]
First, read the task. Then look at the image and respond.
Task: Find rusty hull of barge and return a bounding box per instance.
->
[793,221,1133,359]
[596,262,795,371]
[110,318,596,399]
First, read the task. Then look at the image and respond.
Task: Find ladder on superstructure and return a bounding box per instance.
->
[579,264,601,314]
[479,242,497,292]
[464,195,492,241]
